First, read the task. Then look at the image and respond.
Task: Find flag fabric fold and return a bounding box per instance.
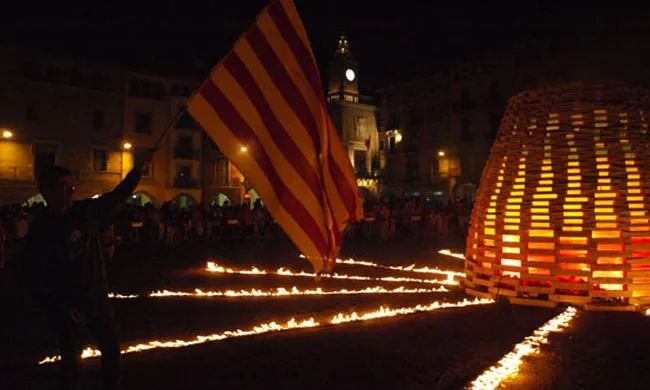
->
[187,0,363,273]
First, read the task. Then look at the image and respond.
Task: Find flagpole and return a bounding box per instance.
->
[150,107,187,151]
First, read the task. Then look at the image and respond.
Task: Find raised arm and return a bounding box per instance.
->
[92,149,154,217]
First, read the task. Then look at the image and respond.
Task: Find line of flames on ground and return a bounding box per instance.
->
[108,285,450,300]
[38,297,493,364]
[437,249,466,260]
[298,254,466,278]
[468,306,578,390]
[205,262,457,285]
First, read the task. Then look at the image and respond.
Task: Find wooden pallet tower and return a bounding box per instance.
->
[465,83,650,311]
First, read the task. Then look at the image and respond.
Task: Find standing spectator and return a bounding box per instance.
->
[18,150,151,390]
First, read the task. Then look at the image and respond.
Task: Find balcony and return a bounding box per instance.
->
[174,147,200,160]
[174,177,200,189]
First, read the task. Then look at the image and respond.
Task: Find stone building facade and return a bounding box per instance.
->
[0,47,247,207]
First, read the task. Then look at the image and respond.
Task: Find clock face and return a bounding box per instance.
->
[345,68,356,82]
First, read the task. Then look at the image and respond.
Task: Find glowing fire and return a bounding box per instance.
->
[330,298,492,324]
[298,254,465,278]
[438,249,466,260]
[336,258,465,278]
[109,286,450,299]
[644,308,650,316]
[206,262,458,285]
[39,297,492,364]
[468,306,578,390]
[38,318,319,364]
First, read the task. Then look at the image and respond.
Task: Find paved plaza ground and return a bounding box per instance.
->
[1,235,649,389]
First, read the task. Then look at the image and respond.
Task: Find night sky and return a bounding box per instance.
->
[3,0,650,91]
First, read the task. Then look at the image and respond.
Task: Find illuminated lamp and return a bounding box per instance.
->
[465,83,650,310]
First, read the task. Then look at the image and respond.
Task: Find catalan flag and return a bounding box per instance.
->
[187,0,363,273]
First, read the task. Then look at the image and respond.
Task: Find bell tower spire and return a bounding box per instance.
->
[337,33,351,55]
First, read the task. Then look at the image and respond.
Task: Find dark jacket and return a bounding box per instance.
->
[21,168,141,305]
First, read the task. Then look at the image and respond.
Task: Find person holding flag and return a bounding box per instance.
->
[19,150,154,390]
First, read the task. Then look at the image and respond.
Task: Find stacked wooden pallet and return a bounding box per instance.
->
[465,83,650,311]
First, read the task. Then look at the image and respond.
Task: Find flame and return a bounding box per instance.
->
[109,286,450,299]
[644,309,650,316]
[298,254,465,278]
[330,297,493,324]
[206,262,457,285]
[336,258,465,278]
[38,297,492,364]
[467,306,578,390]
[107,293,139,299]
[38,318,319,364]
[438,249,466,260]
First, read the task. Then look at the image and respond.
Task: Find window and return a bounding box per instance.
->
[389,136,396,150]
[182,86,191,97]
[93,149,108,172]
[432,156,440,174]
[26,102,38,121]
[93,110,105,129]
[177,164,191,178]
[379,140,385,150]
[177,135,192,150]
[354,150,367,173]
[171,85,180,96]
[175,135,195,159]
[134,113,152,134]
[215,158,229,186]
[175,164,193,187]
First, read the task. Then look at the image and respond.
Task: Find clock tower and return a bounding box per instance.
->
[328,34,359,103]
[326,34,380,197]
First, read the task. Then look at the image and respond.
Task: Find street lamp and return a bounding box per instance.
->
[240,146,248,152]
[123,142,132,150]
[2,129,13,139]
[438,150,445,157]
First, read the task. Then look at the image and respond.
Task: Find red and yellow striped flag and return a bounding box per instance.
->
[187,0,363,273]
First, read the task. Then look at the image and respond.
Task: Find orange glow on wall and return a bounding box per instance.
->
[465,84,650,310]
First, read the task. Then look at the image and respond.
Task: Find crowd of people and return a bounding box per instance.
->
[0,196,474,269]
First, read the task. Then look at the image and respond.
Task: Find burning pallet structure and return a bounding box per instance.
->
[465,83,650,311]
